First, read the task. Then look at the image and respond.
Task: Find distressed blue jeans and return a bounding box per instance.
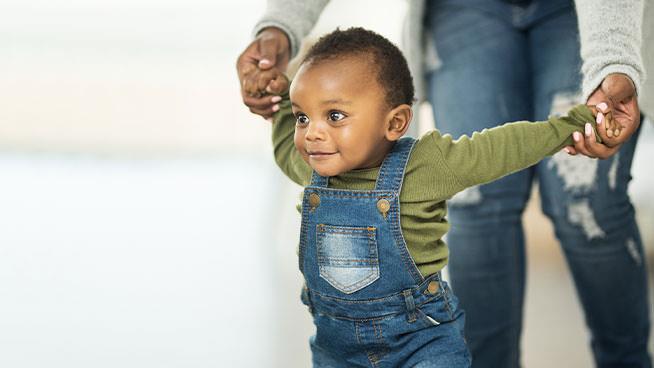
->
[426,0,651,367]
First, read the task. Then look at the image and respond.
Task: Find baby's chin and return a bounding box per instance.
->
[311,165,346,177]
[310,160,351,177]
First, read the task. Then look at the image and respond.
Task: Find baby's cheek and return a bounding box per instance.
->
[293,132,308,163]
[296,147,309,164]
[293,130,302,147]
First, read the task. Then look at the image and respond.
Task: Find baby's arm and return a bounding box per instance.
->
[270,92,312,187]
[242,67,310,184]
[427,104,599,193]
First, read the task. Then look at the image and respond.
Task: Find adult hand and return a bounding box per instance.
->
[236,27,291,118]
[565,73,640,159]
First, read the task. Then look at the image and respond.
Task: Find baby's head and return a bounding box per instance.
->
[290,27,415,177]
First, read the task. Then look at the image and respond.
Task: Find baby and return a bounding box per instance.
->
[244,27,618,367]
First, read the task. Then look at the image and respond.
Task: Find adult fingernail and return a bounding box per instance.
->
[272,104,280,112]
[573,132,581,142]
[585,123,592,137]
[596,112,603,124]
[259,59,271,67]
[271,96,282,103]
[597,102,608,111]
[563,147,570,154]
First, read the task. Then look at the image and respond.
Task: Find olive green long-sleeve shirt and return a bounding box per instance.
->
[272,99,598,277]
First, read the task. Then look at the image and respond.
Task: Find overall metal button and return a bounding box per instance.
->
[427,281,440,295]
[309,193,321,209]
[377,198,390,219]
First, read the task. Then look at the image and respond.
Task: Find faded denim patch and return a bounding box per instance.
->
[317,224,380,294]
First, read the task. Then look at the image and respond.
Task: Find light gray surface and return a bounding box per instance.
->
[0,156,281,367]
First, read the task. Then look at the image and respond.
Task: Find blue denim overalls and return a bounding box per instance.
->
[299,138,471,367]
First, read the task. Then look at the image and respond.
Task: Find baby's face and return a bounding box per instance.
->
[290,56,393,177]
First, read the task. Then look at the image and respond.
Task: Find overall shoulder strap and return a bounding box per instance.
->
[374,137,416,192]
[309,171,329,188]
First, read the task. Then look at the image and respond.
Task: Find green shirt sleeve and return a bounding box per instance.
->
[424,104,598,195]
[271,97,312,186]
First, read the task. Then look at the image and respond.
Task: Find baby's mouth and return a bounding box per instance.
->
[307,151,337,159]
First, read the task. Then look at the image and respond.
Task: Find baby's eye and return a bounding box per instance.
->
[296,114,310,125]
[328,111,346,122]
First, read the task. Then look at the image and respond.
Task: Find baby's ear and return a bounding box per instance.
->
[385,104,413,141]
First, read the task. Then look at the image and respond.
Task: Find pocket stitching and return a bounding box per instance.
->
[317,224,380,294]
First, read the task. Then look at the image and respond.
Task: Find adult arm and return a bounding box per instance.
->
[252,0,330,60]
[237,0,330,118]
[569,0,644,158]
[576,0,645,100]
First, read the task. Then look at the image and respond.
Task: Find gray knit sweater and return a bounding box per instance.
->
[252,0,645,104]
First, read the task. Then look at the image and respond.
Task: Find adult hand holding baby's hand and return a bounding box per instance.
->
[242,68,289,100]
[565,73,640,159]
[239,67,289,122]
[237,27,291,118]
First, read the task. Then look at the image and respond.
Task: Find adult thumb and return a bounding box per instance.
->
[257,36,279,70]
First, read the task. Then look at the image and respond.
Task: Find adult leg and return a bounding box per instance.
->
[426,2,533,367]
[531,4,652,367]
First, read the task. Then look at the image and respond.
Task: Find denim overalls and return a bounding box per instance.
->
[299,138,471,367]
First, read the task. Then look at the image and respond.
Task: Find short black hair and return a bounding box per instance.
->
[301,27,415,107]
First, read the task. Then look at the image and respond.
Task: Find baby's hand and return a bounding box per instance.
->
[590,102,622,148]
[241,66,289,99]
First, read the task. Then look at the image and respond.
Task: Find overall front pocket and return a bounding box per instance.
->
[316,224,380,294]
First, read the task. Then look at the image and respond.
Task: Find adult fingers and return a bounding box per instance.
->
[598,108,622,145]
[591,101,625,147]
[242,73,263,98]
[572,129,622,160]
[236,41,261,79]
[588,142,620,160]
[242,94,281,119]
[594,109,615,145]
[237,41,266,98]
[563,145,578,155]
[571,131,597,158]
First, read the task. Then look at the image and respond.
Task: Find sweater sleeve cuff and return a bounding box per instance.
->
[253,19,302,59]
[251,1,330,59]
[582,64,644,102]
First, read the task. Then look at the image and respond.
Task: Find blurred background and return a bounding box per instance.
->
[0,1,652,367]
